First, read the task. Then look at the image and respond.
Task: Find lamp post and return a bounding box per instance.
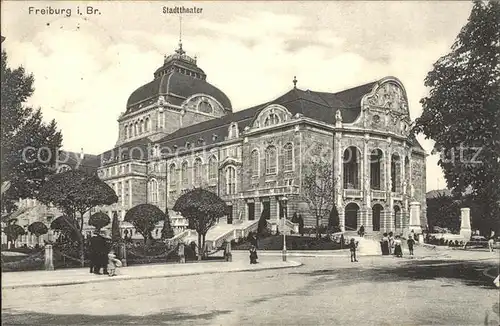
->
[282,197,288,262]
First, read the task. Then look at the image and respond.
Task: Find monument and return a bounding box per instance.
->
[408,185,422,237]
[459,207,472,240]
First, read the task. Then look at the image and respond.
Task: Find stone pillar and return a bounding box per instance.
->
[460,208,472,240]
[178,243,185,263]
[225,241,232,262]
[44,244,54,270]
[409,201,422,234]
[120,242,127,267]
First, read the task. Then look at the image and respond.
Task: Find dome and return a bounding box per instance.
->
[125,46,232,114]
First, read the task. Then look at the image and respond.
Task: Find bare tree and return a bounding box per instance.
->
[303,156,335,238]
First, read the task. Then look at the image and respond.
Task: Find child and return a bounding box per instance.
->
[249,245,258,264]
[349,238,358,262]
[107,249,122,277]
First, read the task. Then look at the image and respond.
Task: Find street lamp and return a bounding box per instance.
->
[282,197,288,262]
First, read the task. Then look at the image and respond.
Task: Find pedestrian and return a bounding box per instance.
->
[388,231,395,255]
[394,235,403,258]
[407,236,415,257]
[358,225,365,237]
[107,249,122,277]
[488,229,495,253]
[249,245,258,264]
[349,238,358,262]
[380,233,389,255]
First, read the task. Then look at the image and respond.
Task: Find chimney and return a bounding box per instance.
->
[80,148,84,160]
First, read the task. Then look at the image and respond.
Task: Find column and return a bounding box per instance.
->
[386,139,393,232]
[129,180,133,207]
[335,132,343,230]
[270,196,278,232]
[121,181,125,209]
[363,135,370,229]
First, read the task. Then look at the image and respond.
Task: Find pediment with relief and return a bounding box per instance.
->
[366,82,408,113]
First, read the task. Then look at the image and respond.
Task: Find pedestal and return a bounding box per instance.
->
[408,201,422,234]
[44,244,54,271]
[460,207,472,240]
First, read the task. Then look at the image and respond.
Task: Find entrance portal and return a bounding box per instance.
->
[345,203,359,231]
[227,205,233,224]
[248,202,255,221]
[372,204,384,231]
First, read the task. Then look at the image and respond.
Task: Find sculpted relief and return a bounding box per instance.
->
[367,82,408,113]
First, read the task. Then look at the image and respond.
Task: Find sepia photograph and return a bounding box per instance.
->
[1,1,499,325]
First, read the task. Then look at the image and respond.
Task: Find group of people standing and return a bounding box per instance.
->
[380,231,415,258]
[88,231,122,276]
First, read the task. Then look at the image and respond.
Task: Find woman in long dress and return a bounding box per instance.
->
[394,236,403,258]
[380,233,390,255]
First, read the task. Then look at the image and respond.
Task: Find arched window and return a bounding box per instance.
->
[283,143,293,171]
[125,125,129,139]
[129,125,133,137]
[251,150,259,176]
[265,146,277,174]
[208,156,217,182]
[145,117,150,132]
[139,120,143,134]
[226,166,236,195]
[193,158,202,186]
[264,113,280,127]
[169,164,177,188]
[198,101,213,114]
[343,146,360,189]
[229,124,238,138]
[149,179,158,204]
[181,161,189,187]
[370,149,383,190]
[134,122,138,136]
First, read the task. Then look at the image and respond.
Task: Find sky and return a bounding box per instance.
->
[1,1,474,192]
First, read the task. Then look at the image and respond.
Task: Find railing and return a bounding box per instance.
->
[344,189,362,198]
[371,190,386,200]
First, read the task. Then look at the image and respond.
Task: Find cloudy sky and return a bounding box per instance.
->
[2,1,473,191]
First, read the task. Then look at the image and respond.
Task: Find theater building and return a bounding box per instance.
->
[98,42,427,236]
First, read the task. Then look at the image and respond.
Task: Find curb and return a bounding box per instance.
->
[483,266,499,280]
[2,261,303,290]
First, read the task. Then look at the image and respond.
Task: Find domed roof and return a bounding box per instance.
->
[125,45,232,114]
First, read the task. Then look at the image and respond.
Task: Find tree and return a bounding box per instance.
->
[298,214,304,236]
[303,156,335,238]
[161,207,175,240]
[37,170,118,265]
[50,215,80,243]
[88,212,111,232]
[3,223,25,245]
[257,210,269,235]
[1,50,63,212]
[124,204,164,244]
[173,188,228,260]
[111,211,121,243]
[414,1,500,229]
[426,193,461,233]
[328,205,340,232]
[27,221,48,244]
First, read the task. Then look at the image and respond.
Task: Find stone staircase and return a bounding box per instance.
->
[342,231,382,256]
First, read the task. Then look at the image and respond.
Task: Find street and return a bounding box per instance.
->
[2,251,499,325]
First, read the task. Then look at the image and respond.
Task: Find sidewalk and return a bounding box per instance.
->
[2,258,302,290]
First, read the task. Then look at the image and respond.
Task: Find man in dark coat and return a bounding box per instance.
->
[89,231,109,274]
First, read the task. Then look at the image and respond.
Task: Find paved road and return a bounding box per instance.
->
[2,252,499,325]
